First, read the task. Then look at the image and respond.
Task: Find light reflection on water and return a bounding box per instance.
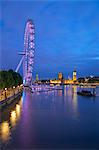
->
[0,121,10,142]
[0,97,22,143]
[0,85,99,149]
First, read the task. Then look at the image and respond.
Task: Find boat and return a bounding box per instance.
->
[77,90,96,97]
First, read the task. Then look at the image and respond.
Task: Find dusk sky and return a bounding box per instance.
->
[0,0,99,79]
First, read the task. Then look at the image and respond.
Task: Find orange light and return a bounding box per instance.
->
[10,110,16,127]
[0,121,10,142]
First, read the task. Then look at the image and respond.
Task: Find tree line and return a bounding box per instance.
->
[0,69,23,89]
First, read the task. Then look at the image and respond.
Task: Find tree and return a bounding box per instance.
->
[0,70,23,89]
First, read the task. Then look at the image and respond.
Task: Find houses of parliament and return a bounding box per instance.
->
[50,70,77,84]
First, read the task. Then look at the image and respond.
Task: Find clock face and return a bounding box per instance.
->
[73,72,76,76]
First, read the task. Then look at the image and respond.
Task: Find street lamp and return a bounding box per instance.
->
[5,88,7,99]
[13,86,15,96]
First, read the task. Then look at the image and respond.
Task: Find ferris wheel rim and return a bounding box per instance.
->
[23,19,35,86]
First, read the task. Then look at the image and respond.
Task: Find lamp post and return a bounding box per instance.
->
[5,88,7,99]
[13,86,15,96]
[18,85,19,93]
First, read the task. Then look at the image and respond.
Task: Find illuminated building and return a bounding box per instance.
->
[50,70,78,85]
[73,70,77,81]
[36,74,39,81]
[63,79,74,84]
[58,72,63,80]
[50,79,61,84]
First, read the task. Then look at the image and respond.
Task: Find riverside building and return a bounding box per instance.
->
[50,70,77,85]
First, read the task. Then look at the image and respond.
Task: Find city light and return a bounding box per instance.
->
[5,88,7,91]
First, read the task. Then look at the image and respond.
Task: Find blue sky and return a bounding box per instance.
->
[0,0,99,79]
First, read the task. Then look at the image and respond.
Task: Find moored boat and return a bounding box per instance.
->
[77,90,96,97]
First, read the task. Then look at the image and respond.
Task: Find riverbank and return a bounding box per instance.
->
[0,85,23,109]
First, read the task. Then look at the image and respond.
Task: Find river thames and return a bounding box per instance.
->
[0,85,99,149]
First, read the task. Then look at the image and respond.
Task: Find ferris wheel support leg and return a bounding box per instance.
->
[15,56,24,73]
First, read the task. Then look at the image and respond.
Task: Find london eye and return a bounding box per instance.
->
[15,19,35,87]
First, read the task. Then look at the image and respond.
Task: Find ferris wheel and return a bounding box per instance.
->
[15,19,35,86]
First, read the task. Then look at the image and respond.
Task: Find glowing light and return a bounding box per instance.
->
[0,121,10,142]
[5,88,7,91]
[16,104,21,120]
[20,84,23,87]
[72,86,78,117]
[23,79,26,84]
[50,80,61,84]
[10,110,16,127]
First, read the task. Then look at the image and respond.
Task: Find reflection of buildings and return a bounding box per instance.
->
[50,70,77,85]
[58,90,62,96]
[72,86,78,117]
[72,86,77,106]
[63,85,78,118]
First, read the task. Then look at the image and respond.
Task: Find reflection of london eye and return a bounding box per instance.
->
[15,20,35,86]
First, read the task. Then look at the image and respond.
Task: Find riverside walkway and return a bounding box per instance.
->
[0,85,23,108]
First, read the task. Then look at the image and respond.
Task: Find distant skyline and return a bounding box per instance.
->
[0,0,99,79]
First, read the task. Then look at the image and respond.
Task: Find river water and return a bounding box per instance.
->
[0,85,99,149]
